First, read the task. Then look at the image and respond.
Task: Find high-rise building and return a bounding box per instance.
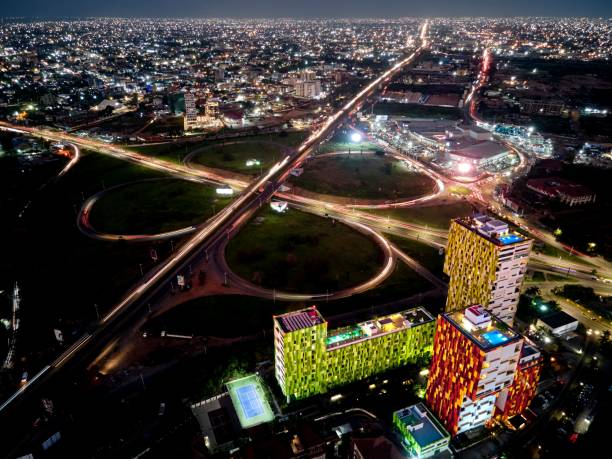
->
[274,306,435,402]
[425,305,523,436]
[444,214,532,324]
[300,69,316,81]
[294,80,322,99]
[205,100,220,118]
[495,339,542,419]
[183,91,198,130]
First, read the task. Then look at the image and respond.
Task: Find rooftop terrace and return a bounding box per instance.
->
[455,214,529,247]
[446,305,520,351]
[275,307,325,333]
[394,403,450,448]
[325,307,433,350]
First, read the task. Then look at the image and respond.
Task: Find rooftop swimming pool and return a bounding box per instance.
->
[482,330,510,346]
[498,233,524,245]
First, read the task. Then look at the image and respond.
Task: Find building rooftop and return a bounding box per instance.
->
[274,307,325,333]
[446,305,521,351]
[325,307,433,350]
[518,340,542,367]
[527,177,595,199]
[451,140,508,160]
[538,310,579,329]
[455,214,529,247]
[394,403,450,448]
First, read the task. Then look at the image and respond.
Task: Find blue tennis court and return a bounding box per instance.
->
[236,384,264,419]
[227,374,275,428]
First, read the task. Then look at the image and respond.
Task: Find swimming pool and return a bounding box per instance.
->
[498,233,524,245]
[482,330,509,346]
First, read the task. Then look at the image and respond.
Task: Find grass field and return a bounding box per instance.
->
[0,151,186,373]
[292,155,436,201]
[368,201,475,229]
[447,185,471,196]
[146,295,300,337]
[386,234,445,277]
[326,261,435,310]
[191,141,286,175]
[535,243,594,266]
[317,131,378,153]
[128,131,307,166]
[146,259,436,339]
[88,179,232,234]
[226,207,384,292]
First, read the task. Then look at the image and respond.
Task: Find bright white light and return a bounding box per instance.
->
[457,162,472,174]
[215,187,234,196]
[351,132,362,143]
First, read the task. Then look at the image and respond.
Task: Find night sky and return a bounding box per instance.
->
[2,0,611,18]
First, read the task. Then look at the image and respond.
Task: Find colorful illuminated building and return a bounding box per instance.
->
[495,340,543,419]
[444,214,532,324]
[426,305,523,435]
[274,306,435,402]
[393,403,450,458]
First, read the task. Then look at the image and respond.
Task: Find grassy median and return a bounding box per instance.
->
[368,200,475,229]
[292,154,436,201]
[88,179,232,234]
[226,207,384,292]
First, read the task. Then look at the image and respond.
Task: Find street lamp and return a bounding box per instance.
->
[350,132,362,143]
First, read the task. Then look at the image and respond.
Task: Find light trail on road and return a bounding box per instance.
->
[0,22,431,421]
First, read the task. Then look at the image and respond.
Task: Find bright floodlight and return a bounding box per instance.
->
[457,162,472,174]
[350,132,362,143]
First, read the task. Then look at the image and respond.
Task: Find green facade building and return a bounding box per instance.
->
[274,306,435,402]
[393,403,450,458]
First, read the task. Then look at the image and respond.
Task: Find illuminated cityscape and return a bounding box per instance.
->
[0,5,611,459]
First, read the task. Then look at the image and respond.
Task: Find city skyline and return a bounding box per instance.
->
[2,0,612,18]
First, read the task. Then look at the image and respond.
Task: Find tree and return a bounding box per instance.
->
[525,286,541,297]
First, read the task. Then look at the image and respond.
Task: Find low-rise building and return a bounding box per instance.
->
[526,178,596,206]
[448,141,511,169]
[536,311,579,336]
[393,403,450,458]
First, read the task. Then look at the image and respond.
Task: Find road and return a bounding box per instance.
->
[0,21,431,457]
